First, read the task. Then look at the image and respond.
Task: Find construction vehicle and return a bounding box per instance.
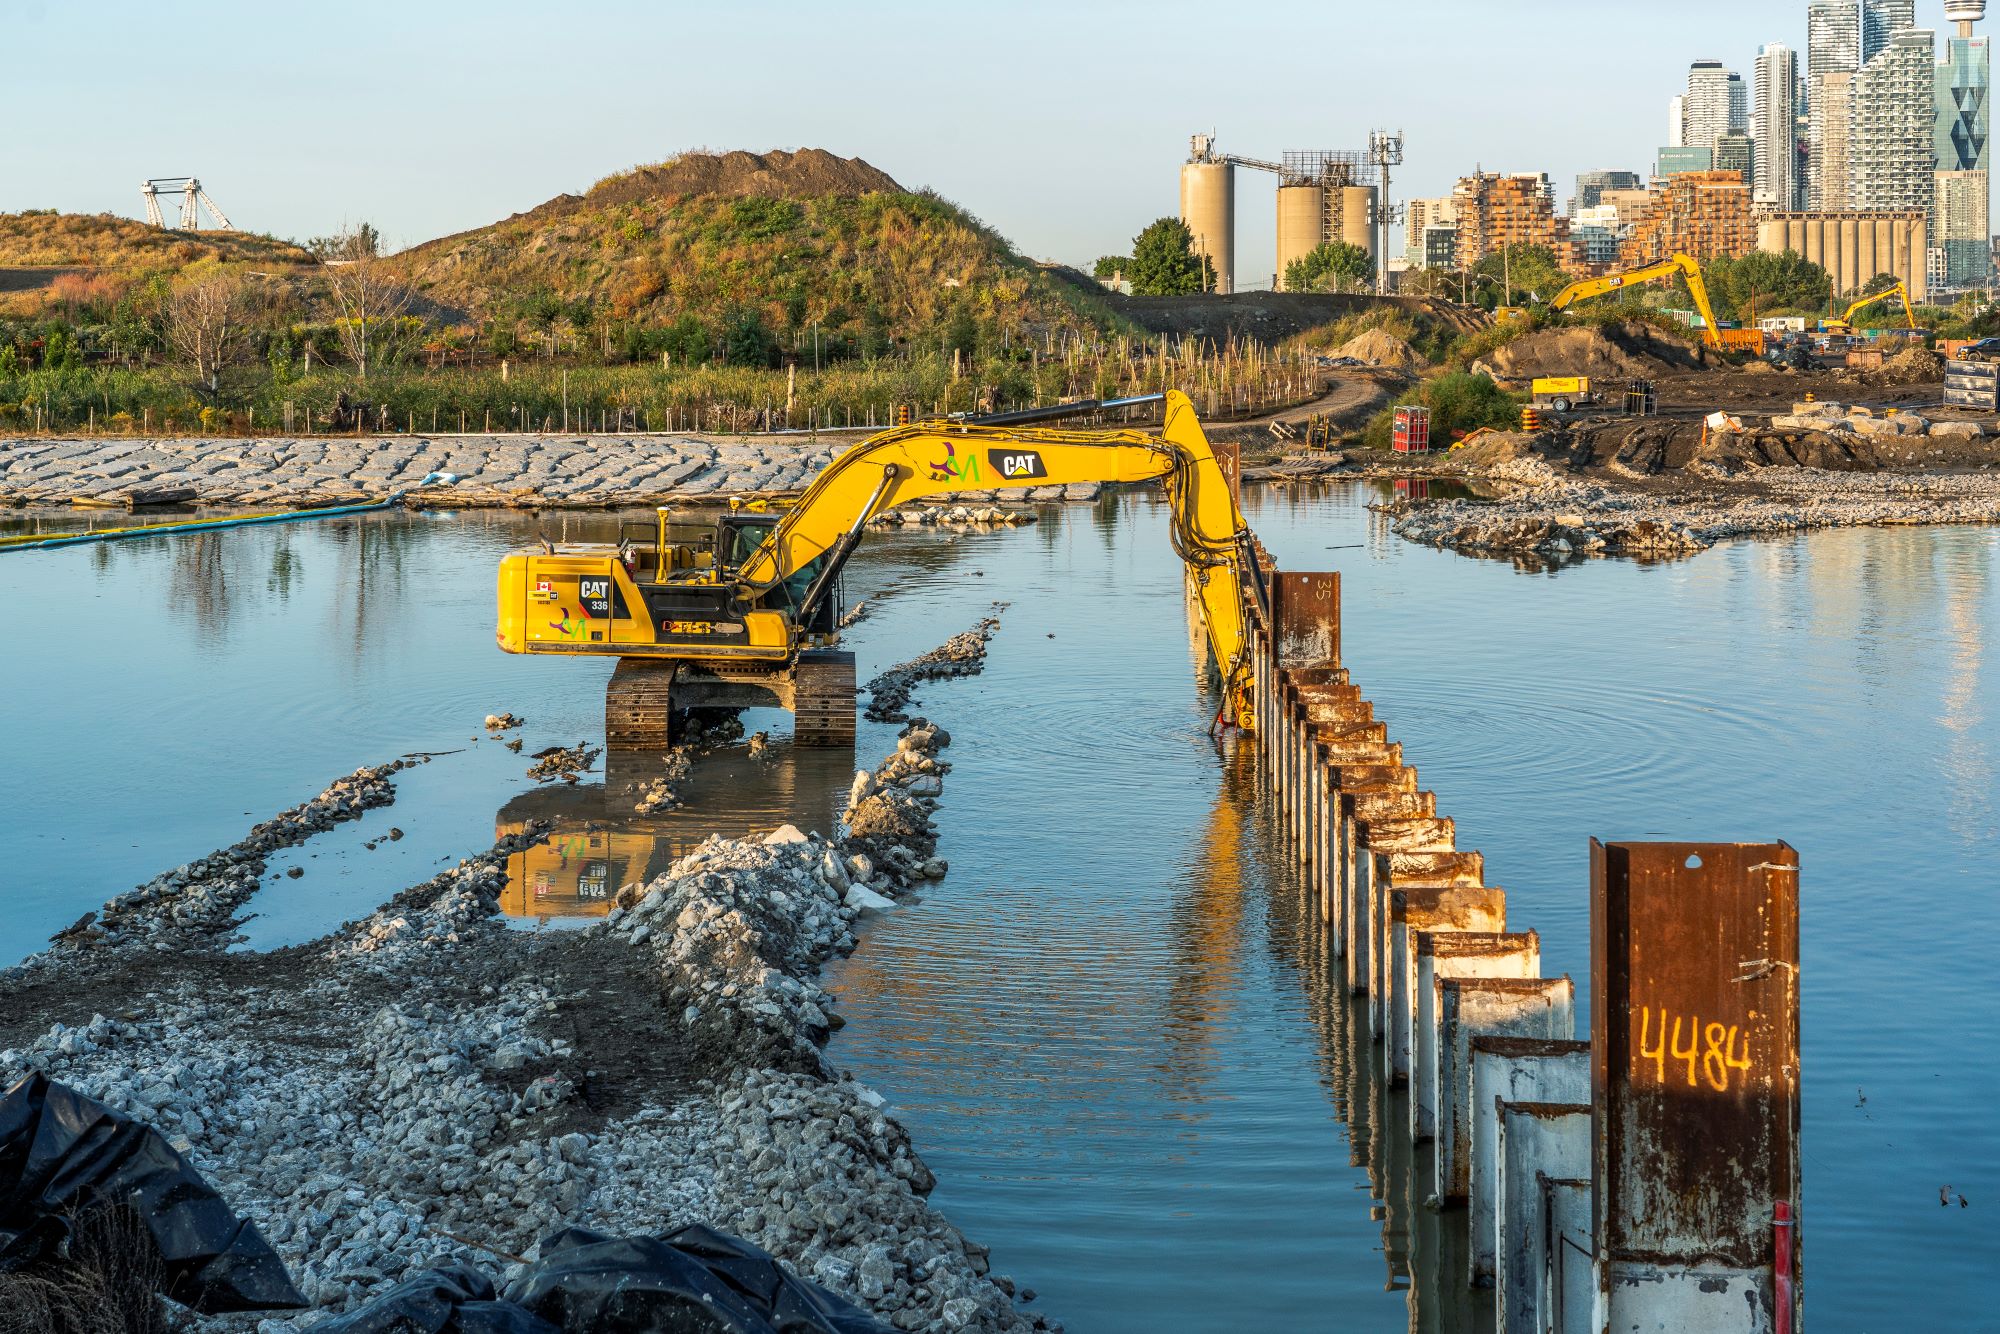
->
[1529,376,1599,412]
[1818,282,1918,336]
[496,390,1256,745]
[1548,253,1765,356]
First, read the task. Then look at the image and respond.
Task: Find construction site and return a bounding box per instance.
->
[0,40,1996,1327]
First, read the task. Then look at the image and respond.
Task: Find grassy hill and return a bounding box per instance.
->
[0,210,312,271]
[384,149,1119,352]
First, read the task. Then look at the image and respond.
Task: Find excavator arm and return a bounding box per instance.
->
[738,389,1257,727]
[1829,281,1916,331]
[1548,253,1727,351]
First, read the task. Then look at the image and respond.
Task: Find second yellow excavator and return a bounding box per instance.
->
[1548,253,1766,355]
[496,389,1258,744]
[1818,281,1918,336]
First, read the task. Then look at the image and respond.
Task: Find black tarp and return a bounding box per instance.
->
[328,1224,892,1334]
[312,1261,557,1333]
[0,1072,304,1313]
[504,1225,891,1333]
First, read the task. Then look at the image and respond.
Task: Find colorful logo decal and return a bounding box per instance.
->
[927,441,982,485]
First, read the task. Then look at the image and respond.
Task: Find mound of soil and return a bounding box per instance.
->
[1447,430,1544,468]
[1878,344,1943,383]
[583,149,902,206]
[1335,327,1428,370]
[1474,320,1698,382]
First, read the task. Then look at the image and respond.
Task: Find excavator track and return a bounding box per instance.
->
[792,650,857,747]
[606,659,679,747]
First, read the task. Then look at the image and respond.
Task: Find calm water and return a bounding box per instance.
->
[1,489,1994,1332]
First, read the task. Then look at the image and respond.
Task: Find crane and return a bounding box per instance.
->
[1547,253,1764,355]
[496,390,1258,744]
[140,177,233,231]
[1819,282,1917,336]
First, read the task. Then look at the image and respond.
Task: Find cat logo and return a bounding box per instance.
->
[987,448,1048,480]
[578,576,616,619]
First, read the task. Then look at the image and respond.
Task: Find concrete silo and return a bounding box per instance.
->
[1275,184,1327,290]
[1338,185,1378,254]
[1180,136,1235,294]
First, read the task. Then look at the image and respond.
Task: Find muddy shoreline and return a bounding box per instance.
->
[1251,388,2000,565]
[0,622,1052,1332]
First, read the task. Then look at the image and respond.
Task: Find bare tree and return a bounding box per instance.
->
[310,223,413,382]
[160,271,246,391]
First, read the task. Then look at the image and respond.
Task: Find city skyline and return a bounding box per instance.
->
[3,0,1992,285]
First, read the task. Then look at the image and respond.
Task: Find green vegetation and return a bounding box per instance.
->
[0,328,1329,436]
[1092,255,1132,281]
[1472,244,1571,308]
[1699,250,1832,320]
[1126,219,1215,296]
[384,183,1121,357]
[1283,241,1374,295]
[1362,371,1522,450]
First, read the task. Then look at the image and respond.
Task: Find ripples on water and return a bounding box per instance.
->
[1,488,1994,1330]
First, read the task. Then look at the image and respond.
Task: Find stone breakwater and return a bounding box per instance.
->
[0,716,1050,1331]
[1384,455,2000,564]
[863,610,1005,723]
[0,435,1106,510]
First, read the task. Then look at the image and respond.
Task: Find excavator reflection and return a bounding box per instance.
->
[494,740,856,924]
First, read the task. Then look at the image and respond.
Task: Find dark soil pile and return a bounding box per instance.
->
[1474,321,1699,382]
[580,150,903,208]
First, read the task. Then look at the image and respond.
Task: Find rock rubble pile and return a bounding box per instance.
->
[2,672,1046,1331]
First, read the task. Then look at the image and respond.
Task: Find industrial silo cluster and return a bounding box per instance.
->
[1180,134,1382,294]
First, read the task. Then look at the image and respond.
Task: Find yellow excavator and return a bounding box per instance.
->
[496,389,1257,744]
[1818,281,1917,336]
[1548,253,1764,355]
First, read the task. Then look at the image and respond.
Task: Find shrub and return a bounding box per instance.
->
[1362,371,1520,449]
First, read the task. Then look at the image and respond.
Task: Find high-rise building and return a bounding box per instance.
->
[1683,60,1749,154]
[1865,0,1917,59]
[1936,4,1990,287]
[1668,96,1687,148]
[1755,44,1805,210]
[1575,170,1642,212]
[1851,26,1937,220]
[1808,0,1864,207]
[1817,70,1856,206]
[1715,132,1757,185]
[1659,145,1716,176]
[1936,171,1992,284]
[1937,29,1991,170]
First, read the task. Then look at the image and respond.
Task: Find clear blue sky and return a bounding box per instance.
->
[5,0,1973,285]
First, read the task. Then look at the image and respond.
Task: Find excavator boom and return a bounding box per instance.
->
[1825,281,1917,333]
[1546,252,1751,353]
[496,390,1259,740]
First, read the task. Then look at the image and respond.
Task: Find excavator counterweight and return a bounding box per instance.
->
[496,390,1258,745]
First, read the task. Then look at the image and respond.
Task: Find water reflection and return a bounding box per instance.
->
[493,737,858,926]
